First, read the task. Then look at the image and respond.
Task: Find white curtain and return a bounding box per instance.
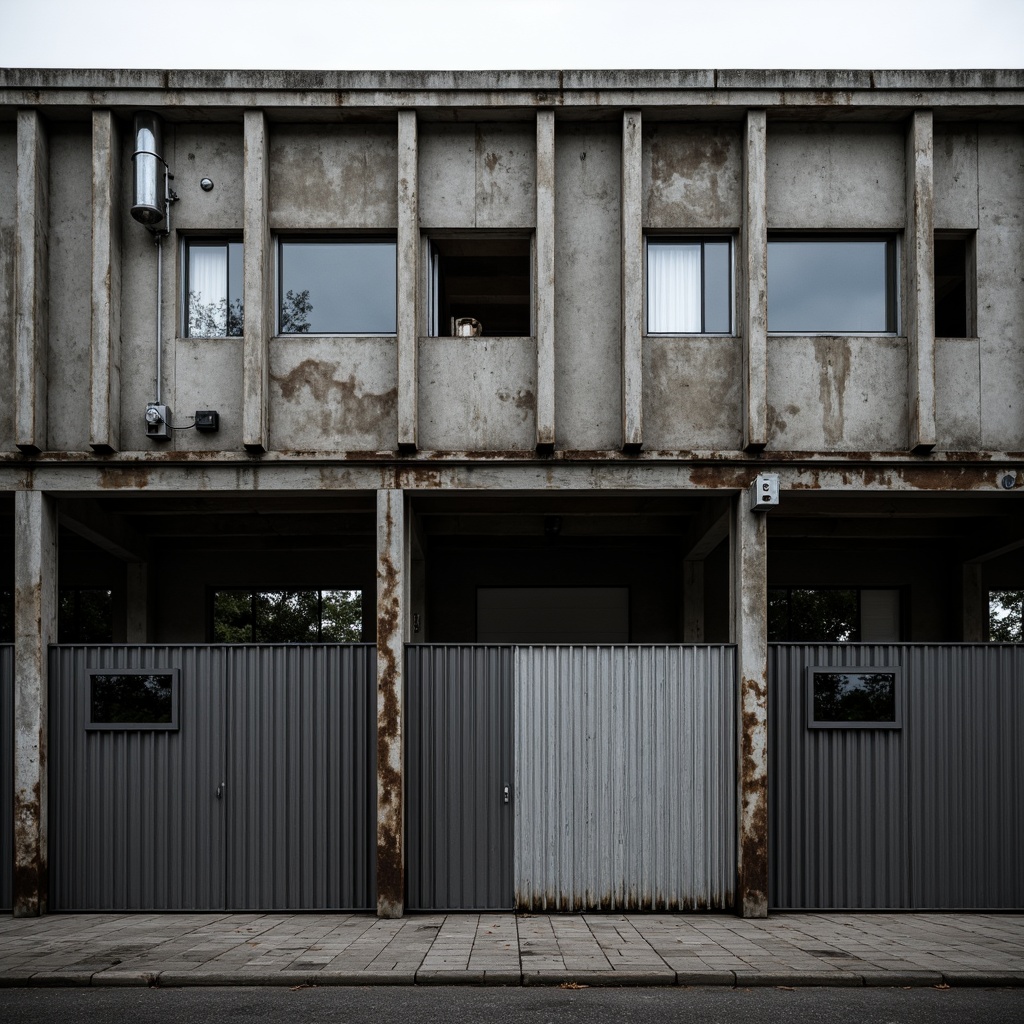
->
[648,243,701,333]
[188,245,227,336]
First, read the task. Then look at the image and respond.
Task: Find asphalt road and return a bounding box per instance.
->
[0,986,1020,1024]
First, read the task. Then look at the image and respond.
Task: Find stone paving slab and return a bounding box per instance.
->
[0,912,1020,987]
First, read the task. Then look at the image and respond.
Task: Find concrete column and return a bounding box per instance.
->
[742,110,768,453]
[731,493,769,918]
[535,110,556,451]
[242,110,271,453]
[682,560,705,642]
[962,562,986,642]
[376,488,405,917]
[397,111,418,452]
[621,110,643,452]
[15,110,49,455]
[13,489,58,916]
[125,562,149,643]
[89,111,122,453]
[906,110,936,453]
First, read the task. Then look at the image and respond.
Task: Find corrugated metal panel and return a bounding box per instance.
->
[770,644,1024,910]
[769,644,908,911]
[514,645,736,912]
[405,645,514,910]
[49,645,375,911]
[0,646,12,910]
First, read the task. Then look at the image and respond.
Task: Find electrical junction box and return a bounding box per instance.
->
[195,410,219,433]
[749,473,779,512]
[145,403,171,441]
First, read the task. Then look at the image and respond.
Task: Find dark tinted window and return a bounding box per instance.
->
[89,671,177,729]
[934,236,969,338]
[810,670,899,726]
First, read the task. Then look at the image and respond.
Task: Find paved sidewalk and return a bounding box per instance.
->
[0,912,1021,988]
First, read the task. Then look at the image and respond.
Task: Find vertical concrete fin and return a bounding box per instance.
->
[742,110,768,453]
[535,110,556,451]
[621,110,643,451]
[732,493,769,918]
[89,110,121,453]
[907,110,936,453]
[376,488,405,917]
[13,489,57,916]
[242,110,270,453]
[15,110,49,455]
[397,111,419,452]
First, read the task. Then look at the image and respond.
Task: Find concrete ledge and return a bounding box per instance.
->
[734,971,863,987]
[675,971,735,986]
[942,971,1024,987]
[860,971,945,987]
[523,970,676,987]
[416,969,488,985]
[91,971,156,987]
[315,971,417,985]
[156,971,316,987]
[26,972,96,987]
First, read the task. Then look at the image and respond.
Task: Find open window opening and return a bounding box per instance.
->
[211,588,364,643]
[768,587,902,643]
[988,590,1023,642]
[428,236,531,337]
[934,234,973,338]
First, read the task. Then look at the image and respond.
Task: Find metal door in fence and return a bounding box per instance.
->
[0,647,12,910]
[49,644,376,911]
[770,644,1024,910]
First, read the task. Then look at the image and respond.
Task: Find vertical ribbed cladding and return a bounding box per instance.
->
[769,643,1024,910]
[0,646,12,909]
[405,645,514,910]
[48,644,376,911]
[514,645,736,912]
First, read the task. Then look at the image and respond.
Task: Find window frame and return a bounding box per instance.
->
[767,233,900,336]
[276,235,398,337]
[806,665,903,730]
[86,668,180,732]
[181,236,244,339]
[644,234,735,336]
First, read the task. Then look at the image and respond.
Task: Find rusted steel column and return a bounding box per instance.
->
[620,109,643,452]
[397,111,418,452]
[15,110,49,455]
[742,110,768,453]
[242,110,271,453]
[535,109,556,452]
[732,492,769,918]
[906,110,936,453]
[376,487,405,917]
[13,489,57,916]
[89,110,122,454]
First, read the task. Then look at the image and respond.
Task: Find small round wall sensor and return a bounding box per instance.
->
[200,177,214,192]
[1001,474,1017,489]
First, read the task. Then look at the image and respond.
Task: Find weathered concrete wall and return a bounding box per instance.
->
[171,124,244,231]
[555,124,621,450]
[0,125,16,450]
[419,123,535,229]
[269,336,397,451]
[643,123,743,228]
[418,337,536,451]
[934,125,979,231]
[173,340,244,450]
[643,338,743,450]
[977,125,1024,451]
[766,336,909,450]
[46,124,92,452]
[767,124,905,229]
[270,124,397,229]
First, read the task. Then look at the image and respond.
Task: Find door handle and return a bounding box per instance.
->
[503,784,510,805]
[216,782,225,800]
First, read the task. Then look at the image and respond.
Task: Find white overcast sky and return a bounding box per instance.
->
[1,0,1022,70]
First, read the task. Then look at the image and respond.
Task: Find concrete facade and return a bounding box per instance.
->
[0,69,1022,920]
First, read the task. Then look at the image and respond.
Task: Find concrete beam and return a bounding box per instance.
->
[906,110,936,453]
[58,498,148,562]
[621,110,643,452]
[375,487,405,917]
[732,494,768,918]
[397,111,418,452]
[535,110,556,452]
[15,110,49,455]
[13,489,57,916]
[89,111,122,454]
[742,110,768,453]
[685,507,731,561]
[242,110,271,453]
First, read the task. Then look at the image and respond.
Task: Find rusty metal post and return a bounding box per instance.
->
[732,491,769,918]
[620,109,643,452]
[376,487,406,916]
[13,489,57,916]
[742,110,767,453]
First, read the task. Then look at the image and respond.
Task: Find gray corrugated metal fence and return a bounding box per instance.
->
[770,644,1024,910]
[0,646,12,910]
[405,645,514,910]
[49,645,376,911]
[514,645,736,911]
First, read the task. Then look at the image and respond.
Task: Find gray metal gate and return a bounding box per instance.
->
[770,644,1024,910]
[405,645,514,910]
[49,644,376,911]
[0,646,11,910]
